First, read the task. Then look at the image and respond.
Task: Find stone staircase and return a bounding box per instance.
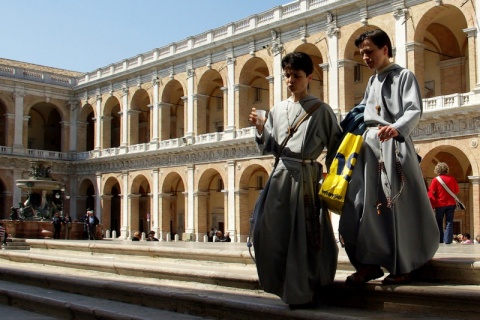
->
[1,238,30,250]
[0,239,478,319]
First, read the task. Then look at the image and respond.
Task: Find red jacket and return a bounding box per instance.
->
[428,174,459,208]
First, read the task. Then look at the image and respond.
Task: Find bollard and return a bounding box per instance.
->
[203,234,208,242]
[112,230,117,239]
[141,232,146,241]
[174,234,179,242]
[105,229,111,239]
[166,233,171,242]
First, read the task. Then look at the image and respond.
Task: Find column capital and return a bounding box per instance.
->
[468,176,480,184]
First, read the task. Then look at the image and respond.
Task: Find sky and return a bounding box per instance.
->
[0,0,287,73]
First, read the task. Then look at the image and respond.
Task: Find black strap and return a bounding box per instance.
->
[273,101,322,169]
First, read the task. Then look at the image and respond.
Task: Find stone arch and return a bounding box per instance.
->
[78,103,94,152]
[103,176,122,237]
[422,143,474,236]
[236,162,269,242]
[103,96,121,149]
[130,89,151,145]
[237,57,270,130]
[160,79,185,140]
[294,43,325,100]
[341,26,384,114]
[197,168,225,238]
[161,172,186,240]
[27,102,63,152]
[130,174,151,234]
[0,98,6,146]
[415,5,468,96]
[77,178,96,223]
[196,69,225,135]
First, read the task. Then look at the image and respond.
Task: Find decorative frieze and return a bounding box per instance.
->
[73,142,262,175]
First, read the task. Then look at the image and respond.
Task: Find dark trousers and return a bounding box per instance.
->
[53,226,61,239]
[435,205,456,244]
[88,225,96,240]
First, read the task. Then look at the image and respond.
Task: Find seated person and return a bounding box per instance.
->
[132,231,141,241]
[461,233,474,244]
[213,230,224,242]
[146,230,159,241]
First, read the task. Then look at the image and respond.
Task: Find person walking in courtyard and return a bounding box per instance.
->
[63,212,73,240]
[52,212,63,239]
[86,210,99,240]
[339,29,439,286]
[249,51,341,308]
[428,162,460,244]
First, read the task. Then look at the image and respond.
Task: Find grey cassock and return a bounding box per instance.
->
[252,94,341,305]
[339,64,439,275]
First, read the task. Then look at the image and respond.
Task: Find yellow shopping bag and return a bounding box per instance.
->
[320,132,363,215]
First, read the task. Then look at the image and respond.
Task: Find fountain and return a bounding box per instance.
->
[4,161,65,238]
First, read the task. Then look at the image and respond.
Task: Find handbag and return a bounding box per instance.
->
[436,176,465,210]
[319,132,363,215]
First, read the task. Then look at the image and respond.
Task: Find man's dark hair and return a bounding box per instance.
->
[355,29,393,58]
[281,52,314,76]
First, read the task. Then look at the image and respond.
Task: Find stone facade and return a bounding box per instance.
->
[0,0,479,241]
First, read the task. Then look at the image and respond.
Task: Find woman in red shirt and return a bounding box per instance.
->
[429,162,460,244]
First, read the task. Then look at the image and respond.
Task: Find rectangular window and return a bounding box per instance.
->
[256,176,264,190]
[254,87,262,103]
[354,64,362,82]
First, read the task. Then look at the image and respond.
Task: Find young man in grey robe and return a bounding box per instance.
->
[339,29,439,285]
[249,52,341,308]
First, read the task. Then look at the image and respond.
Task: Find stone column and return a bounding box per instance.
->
[120,87,129,152]
[69,174,78,219]
[337,59,357,115]
[95,95,102,150]
[475,0,480,91]
[266,76,274,108]
[185,68,195,143]
[406,42,426,96]
[235,188,249,243]
[186,165,195,234]
[68,99,78,153]
[13,91,25,153]
[224,57,236,139]
[319,63,329,104]
[272,45,283,105]
[152,168,159,235]
[12,169,23,206]
[95,172,102,223]
[463,28,477,92]
[327,28,339,114]
[234,84,250,129]
[121,171,129,239]
[468,176,480,240]
[151,77,159,146]
[393,7,408,68]
[226,160,236,242]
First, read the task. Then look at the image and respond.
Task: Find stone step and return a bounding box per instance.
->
[0,279,204,320]
[0,260,465,320]
[23,239,480,285]
[2,238,31,250]
[0,240,479,319]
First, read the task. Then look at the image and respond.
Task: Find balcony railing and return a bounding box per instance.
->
[0,91,478,161]
[76,0,338,86]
